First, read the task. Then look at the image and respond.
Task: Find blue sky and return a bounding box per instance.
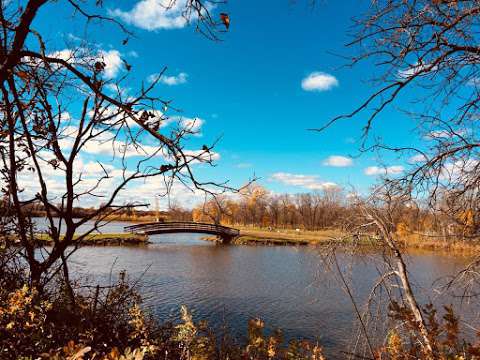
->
[28,0,430,207]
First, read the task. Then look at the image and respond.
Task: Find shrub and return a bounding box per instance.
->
[379,301,480,359]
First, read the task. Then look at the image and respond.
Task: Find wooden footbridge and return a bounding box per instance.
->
[124,221,240,243]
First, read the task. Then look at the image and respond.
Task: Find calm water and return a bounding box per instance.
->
[35,219,480,357]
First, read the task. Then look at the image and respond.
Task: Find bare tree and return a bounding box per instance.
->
[0,0,231,295]
[304,2,480,356]
[314,0,480,219]
[358,186,434,357]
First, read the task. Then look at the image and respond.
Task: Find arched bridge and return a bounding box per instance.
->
[124,221,240,243]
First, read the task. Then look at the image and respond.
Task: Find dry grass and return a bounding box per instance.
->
[234,226,347,245]
[398,234,480,254]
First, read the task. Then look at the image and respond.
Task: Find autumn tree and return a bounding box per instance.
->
[193,187,352,230]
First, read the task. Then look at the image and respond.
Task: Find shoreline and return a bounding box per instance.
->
[16,224,480,254]
[232,227,368,246]
[203,227,480,254]
[34,233,149,246]
[202,228,375,247]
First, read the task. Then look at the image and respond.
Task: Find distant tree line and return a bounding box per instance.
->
[6,183,479,241]
[192,185,346,230]
[191,184,480,241]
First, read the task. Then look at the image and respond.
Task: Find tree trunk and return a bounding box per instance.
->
[393,248,434,357]
[61,253,76,308]
[370,214,435,357]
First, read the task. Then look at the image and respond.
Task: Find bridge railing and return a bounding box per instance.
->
[124,221,239,236]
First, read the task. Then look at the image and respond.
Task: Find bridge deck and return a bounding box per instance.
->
[124,221,240,242]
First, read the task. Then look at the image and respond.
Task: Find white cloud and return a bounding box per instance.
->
[148,72,188,85]
[14,158,207,209]
[14,144,218,208]
[87,107,171,129]
[183,149,220,164]
[408,154,428,164]
[270,172,338,191]
[306,181,338,190]
[84,137,164,158]
[46,48,122,79]
[119,177,206,210]
[179,117,203,135]
[424,129,466,140]
[56,125,165,158]
[110,0,189,31]
[99,49,122,79]
[87,107,204,137]
[323,155,353,167]
[364,165,404,176]
[82,161,115,176]
[301,72,339,92]
[438,159,479,182]
[48,48,77,62]
[60,124,220,165]
[12,124,219,208]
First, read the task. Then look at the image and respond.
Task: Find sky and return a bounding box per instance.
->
[25,0,432,209]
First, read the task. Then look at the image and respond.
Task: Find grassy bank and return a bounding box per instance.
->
[35,233,149,246]
[207,226,480,253]
[203,226,376,246]
[232,227,346,245]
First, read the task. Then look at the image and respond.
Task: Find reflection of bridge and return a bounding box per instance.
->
[124,221,240,243]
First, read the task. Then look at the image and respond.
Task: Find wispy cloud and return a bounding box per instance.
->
[236,163,253,169]
[127,50,139,58]
[148,72,188,85]
[301,71,338,92]
[364,165,404,176]
[323,155,353,167]
[270,172,338,191]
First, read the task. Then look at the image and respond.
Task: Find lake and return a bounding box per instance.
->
[35,219,480,357]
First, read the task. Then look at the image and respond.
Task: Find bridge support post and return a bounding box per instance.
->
[219,234,237,244]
